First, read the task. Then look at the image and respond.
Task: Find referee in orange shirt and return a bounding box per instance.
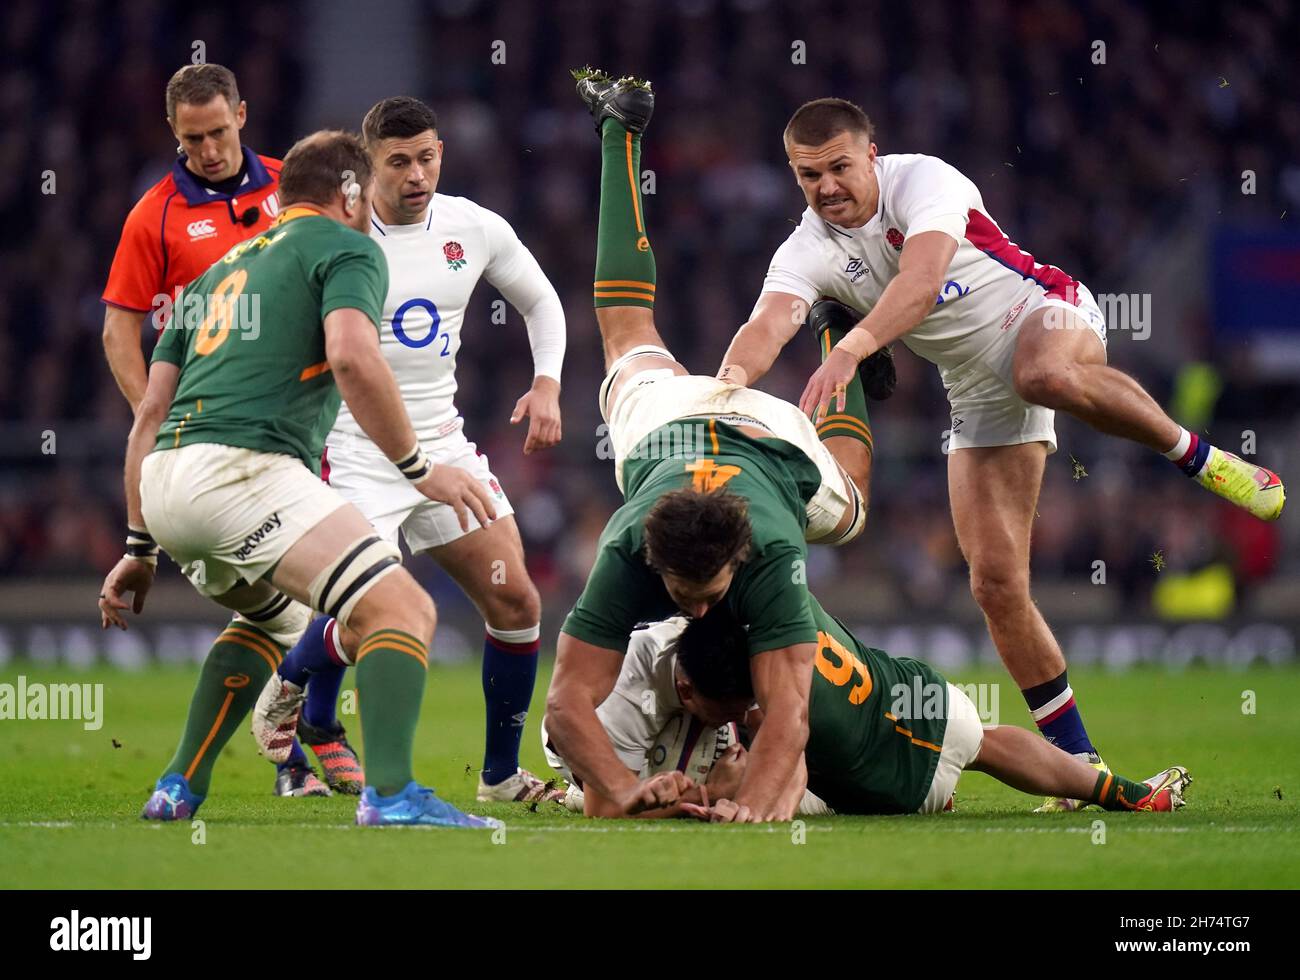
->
[100,63,334,799]
[101,63,282,412]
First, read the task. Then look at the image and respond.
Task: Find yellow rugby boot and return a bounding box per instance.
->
[1195,447,1285,521]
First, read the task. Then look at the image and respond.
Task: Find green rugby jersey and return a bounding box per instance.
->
[151,208,388,473]
[804,594,949,814]
[562,417,824,656]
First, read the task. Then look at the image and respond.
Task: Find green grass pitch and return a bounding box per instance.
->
[1,661,1297,888]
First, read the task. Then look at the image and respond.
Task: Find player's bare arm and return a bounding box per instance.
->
[729,641,815,821]
[717,291,807,388]
[799,230,956,421]
[98,360,179,630]
[102,306,150,412]
[548,631,694,814]
[324,307,497,531]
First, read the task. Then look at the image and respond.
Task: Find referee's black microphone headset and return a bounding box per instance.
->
[173,138,261,226]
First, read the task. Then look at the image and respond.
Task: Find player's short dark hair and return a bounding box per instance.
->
[362,96,439,146]
[166,63,240,120]
[676,606,754,702]
[279,130,373,209]
[643,489,752,581]
[784,97,875,147]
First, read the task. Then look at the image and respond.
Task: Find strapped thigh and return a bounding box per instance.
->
[599,344,676,422]
[306,534,403,627]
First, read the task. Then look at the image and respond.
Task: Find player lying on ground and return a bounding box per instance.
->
[546,69,878,823]
[250,96,567,805]
[718,96,1284,811]
[97,130,502,828]
[544,601,1192,819]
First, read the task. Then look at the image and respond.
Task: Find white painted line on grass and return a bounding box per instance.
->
[1,821,1295,834]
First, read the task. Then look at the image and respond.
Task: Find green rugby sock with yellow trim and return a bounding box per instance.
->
[1092,769,1154,811]
[355,629,429,796]
[161,621,281,796]
[811,321,873,453]
[594,119,656,309]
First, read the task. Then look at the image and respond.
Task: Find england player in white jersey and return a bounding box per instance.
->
[539,617,832,818]
[253,97,567,804]
[718,98,1284,811]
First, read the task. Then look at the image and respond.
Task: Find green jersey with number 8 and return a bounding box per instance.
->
[151,209,388,474]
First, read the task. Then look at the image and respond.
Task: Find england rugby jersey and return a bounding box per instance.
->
[761,154,1082,380]
[331,193,562,444]
[594,618,691,775]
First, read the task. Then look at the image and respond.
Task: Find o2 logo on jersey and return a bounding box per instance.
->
[934,280,971,305]
[391,297,451,354]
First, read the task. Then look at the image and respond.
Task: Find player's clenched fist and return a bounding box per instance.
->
[622,771,695,815]
[413,465,498,532]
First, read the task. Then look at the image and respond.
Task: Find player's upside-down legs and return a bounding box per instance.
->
[577,69,870,543]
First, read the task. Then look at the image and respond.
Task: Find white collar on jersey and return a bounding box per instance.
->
[370,198,435,236]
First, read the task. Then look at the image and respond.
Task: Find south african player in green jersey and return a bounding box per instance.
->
[546,70,880,823]
[548,597,1191,820]
[96,130,501,828]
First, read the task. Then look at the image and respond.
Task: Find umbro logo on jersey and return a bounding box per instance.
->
[951,416,965,433]
[186,219,217,241]
[843,257,870,283]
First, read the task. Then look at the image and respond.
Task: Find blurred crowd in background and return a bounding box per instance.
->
[3,0,1298,628]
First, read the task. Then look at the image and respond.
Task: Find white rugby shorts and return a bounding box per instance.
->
[140,443,348,597]
[600,350,863,544]
[918,683,986,814]
[943,282,1107,454]
[322,427,512,552]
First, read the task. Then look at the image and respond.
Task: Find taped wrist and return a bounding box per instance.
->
[834,328,879,363]
[392,443,431,483]
[126,526,159,566]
